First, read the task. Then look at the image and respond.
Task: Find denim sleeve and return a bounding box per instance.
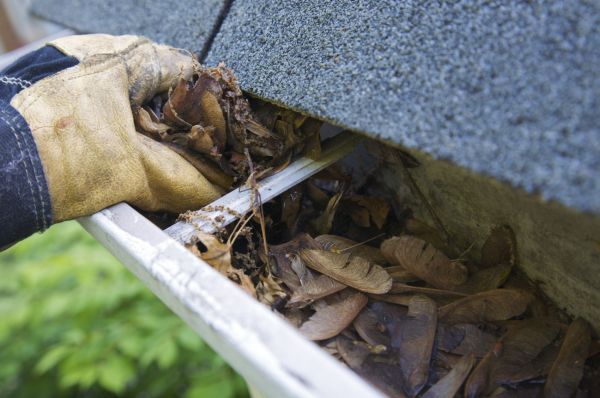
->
[0,46,78,247]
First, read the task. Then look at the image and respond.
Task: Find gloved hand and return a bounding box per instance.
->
[0,34,221,245]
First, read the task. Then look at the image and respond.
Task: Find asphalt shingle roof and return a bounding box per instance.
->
[32,0,600,214]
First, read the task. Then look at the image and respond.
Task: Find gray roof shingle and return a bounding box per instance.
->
[32,0,600,214]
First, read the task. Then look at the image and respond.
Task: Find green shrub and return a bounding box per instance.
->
[0,222,248,397]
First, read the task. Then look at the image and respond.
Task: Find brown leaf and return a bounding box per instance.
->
[315,234,388,264]
[421,353,475,398]
[311,192,343,235]
[544,318,592,398]
[136,107,170,138]
[164,73,226,143]
[457,263,513,294]
[353,308,390,347]
[381,236,468,289]
[188,232,256,298]
[348,195,391,229]
[288,274,346,307]
[346,202,371,227]
[189,232,231,273]
[299,290,368,340]
[481,225,517,269]
[187,124,218,154]
[438,289,531,325]
[392,295,437,397]
[299,249,392,294]
[256,271,287,306]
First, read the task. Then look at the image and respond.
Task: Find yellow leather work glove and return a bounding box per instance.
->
[9,34,221,223]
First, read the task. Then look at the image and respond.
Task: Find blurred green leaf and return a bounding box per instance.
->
[35,345,70,374]
[98,356,135,394]
[0,222,248,398]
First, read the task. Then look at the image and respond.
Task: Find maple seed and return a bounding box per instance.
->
[299,249,392,294]
[381,236,468,289]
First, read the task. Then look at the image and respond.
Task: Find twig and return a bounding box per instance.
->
[244,148,271,270]
[336,233,387,254]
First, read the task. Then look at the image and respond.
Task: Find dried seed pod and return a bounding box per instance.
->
[438,289,531,325]
[299,290,368,340]
[381,236,468,289]
[392,295,437,397]
[299,249,392,294]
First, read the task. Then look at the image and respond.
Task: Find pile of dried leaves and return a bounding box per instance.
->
[161,64,599,398]
[186,163,600,398]
[136,62,321,191]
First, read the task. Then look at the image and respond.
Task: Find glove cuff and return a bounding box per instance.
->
[0,100,52,245]
[0,45,78,246]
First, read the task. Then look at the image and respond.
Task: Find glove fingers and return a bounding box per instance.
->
[128,42,195,106]
[132,134,221,213]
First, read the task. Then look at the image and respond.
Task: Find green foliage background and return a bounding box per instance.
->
[0,221,248,397]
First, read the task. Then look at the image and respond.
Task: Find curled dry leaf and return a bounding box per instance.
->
[189,232,231,273]
[316,234,388,264]
[299,249,392,294]
[544,317,592,398]
[311,192,343,235]
[256,271,287,306]
[136,107,170,139]
[381,236,468,289]
[188,232,256,297]
[299,290,368,340]
[481,225,517,269]
[392,295,437,397]
[421,353,475,398]
[438,289,531,325]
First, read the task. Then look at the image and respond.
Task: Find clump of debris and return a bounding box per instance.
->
[136,62,321,191]
[148,63,600,397]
